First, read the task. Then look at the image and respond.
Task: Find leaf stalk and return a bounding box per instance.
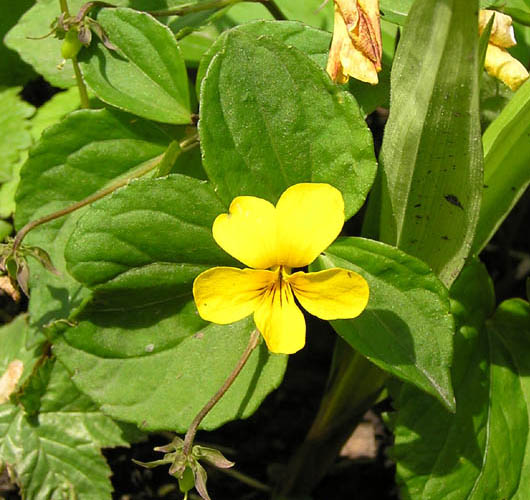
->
[12,133,199,254]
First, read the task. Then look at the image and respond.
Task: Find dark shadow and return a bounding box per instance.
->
[337,308,417,367]
[127,0,170,10]
[77,39,128,72]
[76,290,191,329]
[33,284,86,331]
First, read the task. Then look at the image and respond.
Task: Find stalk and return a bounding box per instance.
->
[182,329,261,456]
[13,134,198,254]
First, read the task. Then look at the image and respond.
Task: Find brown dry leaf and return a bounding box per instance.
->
[0,276,20,302]
[327,0,382,84]
[0,360,24,404]
[339,421,377,460]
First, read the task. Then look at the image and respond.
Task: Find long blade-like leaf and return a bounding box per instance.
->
[373,0,483,287]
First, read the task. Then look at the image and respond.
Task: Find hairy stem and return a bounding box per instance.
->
[12,134,198,253]
[72,58,90,108]
[182,329,261,456]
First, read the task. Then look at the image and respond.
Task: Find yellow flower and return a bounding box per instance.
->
[193,184,369,355]
[326,0,382,85]
[479,9,529,91]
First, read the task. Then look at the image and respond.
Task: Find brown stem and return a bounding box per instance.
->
[12,156,162,253]
[12,133,199,254]
[182,329,261,456]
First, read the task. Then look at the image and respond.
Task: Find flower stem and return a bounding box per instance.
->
[12,133,198,254]
[72,58,90,109]
[182,329,261,456]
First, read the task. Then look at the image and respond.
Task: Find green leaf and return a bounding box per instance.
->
[472,78,530,254]
[380,0,413,25]
[80,8,191,124]
[391,262,530,500]
[315,237,455,411]
[64,175,237,307]
[30,87,81,142]
[196,19,392,117]
[60,174,287,431]
[196,21,332,93]
[15,108,172,327]
[226,0,333,31]
[0,87,34,183]
[0,0,36,86]
[0,88,80,220]
[370,0,483,287]
[16,108,172,229]
[0,315,44,401]
[4,0,95,88]
[380,0,509,24]
[1,358,132,500]
[55,311,287,431]
[199,28,377,219]
[174,0,334,68]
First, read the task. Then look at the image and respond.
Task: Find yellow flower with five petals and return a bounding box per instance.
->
[192,183,369,355]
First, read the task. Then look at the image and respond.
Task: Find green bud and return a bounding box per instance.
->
[178,467,195,494]
[61,30,83,59]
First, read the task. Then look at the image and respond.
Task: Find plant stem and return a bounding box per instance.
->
[148,0,243,17]
[72,58,90,108]
[182,329,261,456]
[260,0,287,21]
[59,0,70,16]
[13,155,162,252]
[12,134,198,254]
[215,467,271,492]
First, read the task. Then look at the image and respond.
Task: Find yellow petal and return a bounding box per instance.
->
[479,10,517,48]
[288,268,369,320]
[276,183,345,268]
[484,44,529,91]
[254,281,306,354]
[193,267,275,324]
[213,196,278,269]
